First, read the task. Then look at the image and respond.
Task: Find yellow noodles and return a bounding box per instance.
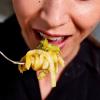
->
[18,39,64,87]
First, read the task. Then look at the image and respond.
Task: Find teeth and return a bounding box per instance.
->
[40,32,64,41]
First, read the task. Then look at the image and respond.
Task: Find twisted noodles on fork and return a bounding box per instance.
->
[18,39,64,87]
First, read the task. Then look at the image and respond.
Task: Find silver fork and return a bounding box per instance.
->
[0,51,24,65]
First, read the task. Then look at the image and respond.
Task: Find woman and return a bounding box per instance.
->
[0,0,100,100]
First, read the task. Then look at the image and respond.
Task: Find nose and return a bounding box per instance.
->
[40,0,68,28]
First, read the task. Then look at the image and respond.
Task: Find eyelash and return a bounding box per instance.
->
[78,0,90,2]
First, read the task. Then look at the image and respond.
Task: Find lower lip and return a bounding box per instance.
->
[47,38,67,48]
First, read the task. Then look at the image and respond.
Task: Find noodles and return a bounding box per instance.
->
[18,39,64,87]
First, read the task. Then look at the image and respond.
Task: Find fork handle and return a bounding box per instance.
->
[0,51,24,65]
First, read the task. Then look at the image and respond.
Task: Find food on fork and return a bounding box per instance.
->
[18,39,64,87]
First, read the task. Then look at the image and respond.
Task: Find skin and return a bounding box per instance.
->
[12,0,100,99]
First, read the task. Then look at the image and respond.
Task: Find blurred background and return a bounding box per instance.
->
[0,0,100,42]
[0,0,13,22]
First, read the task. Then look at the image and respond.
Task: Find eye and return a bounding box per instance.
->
[80,0,89,1]
[76,0,91,4]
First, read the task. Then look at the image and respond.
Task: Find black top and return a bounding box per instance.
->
[0,15,100,100]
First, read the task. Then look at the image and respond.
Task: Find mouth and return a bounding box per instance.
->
[33,29,72,48]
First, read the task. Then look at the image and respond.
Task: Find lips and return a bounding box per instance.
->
[39,32,64,41]
[33,29,72,48]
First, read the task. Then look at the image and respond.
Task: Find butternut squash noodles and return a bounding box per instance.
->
[18,39,64,87]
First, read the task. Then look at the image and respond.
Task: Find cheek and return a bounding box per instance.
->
[12,0,42,25]
[73,4,100,30]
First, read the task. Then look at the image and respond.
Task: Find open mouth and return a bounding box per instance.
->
[33,29,72,48]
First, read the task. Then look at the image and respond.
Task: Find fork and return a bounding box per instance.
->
[0,51,24,65]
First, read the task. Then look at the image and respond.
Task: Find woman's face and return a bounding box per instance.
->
[12,0,100,62]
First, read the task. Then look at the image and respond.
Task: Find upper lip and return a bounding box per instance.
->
[33,29,72,37]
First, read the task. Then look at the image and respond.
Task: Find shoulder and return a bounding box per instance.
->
[0,14,21,37]
[87,38,100,64]
[80,38,100,75]
[0,14,21,44]
[84,39,100,99]
[0,14,27,54]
